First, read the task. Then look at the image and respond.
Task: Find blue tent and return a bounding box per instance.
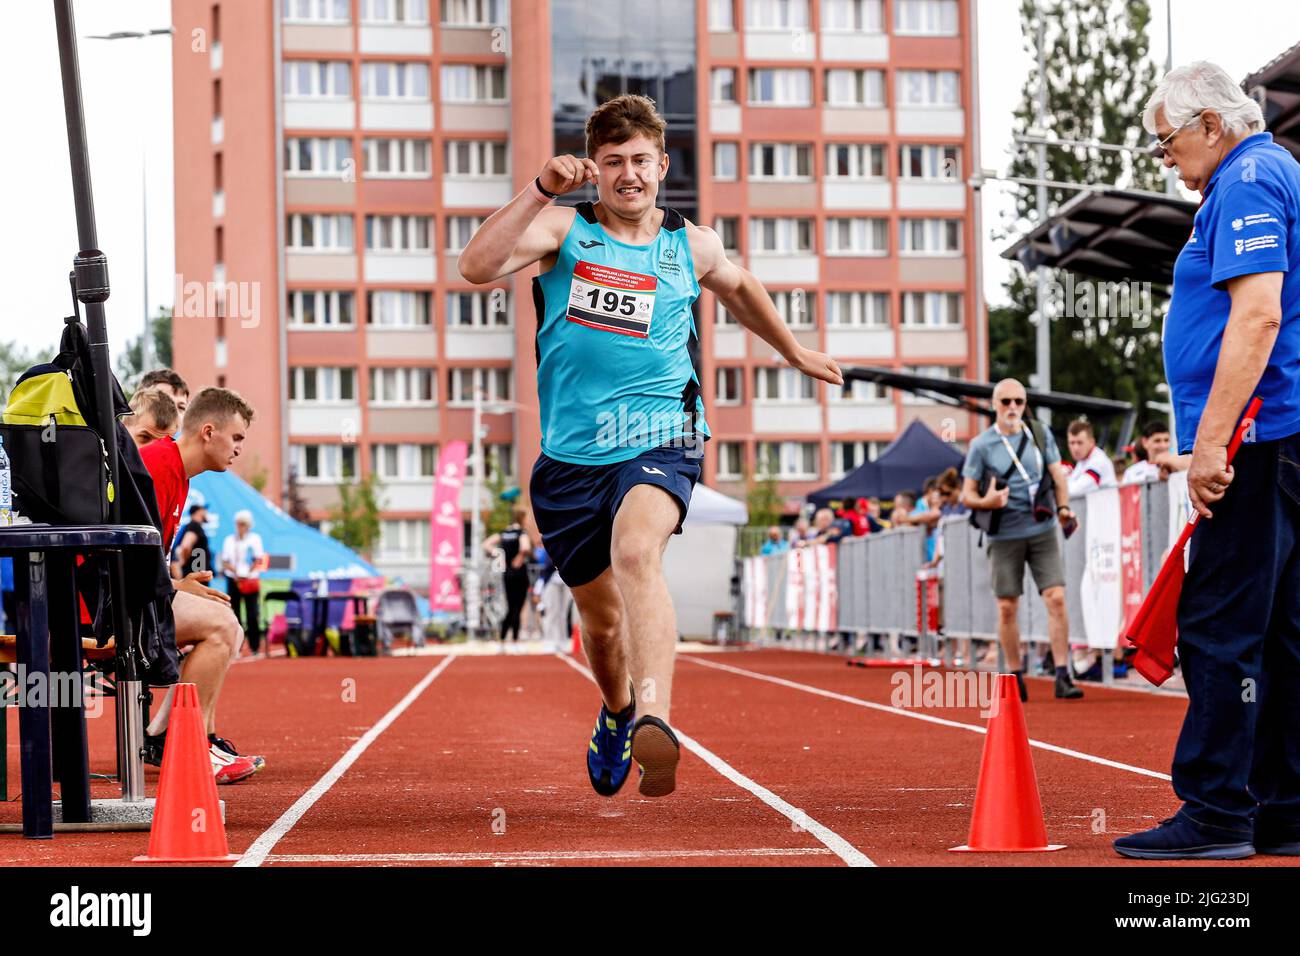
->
[183,471,379,581]
[808,419,966,505]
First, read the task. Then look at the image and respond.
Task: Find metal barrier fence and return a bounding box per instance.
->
[739,481,1177,670]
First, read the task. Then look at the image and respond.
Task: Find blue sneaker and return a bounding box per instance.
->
[1113,815,1255,860]
[1254,821,1300,856]
[587,695,635,797]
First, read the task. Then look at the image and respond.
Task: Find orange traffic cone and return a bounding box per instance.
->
[134,683,238,863]
[949,673,1065,852]
[570,621,585,662]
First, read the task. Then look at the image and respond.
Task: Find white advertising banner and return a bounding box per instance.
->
[1080,487,1123,649]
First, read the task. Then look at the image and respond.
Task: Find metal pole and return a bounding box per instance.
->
[1034,9,1051,426]
[1164,0,1179,197]
[466,385,485,636]
[53,0,145,802]
[141,153,151,374]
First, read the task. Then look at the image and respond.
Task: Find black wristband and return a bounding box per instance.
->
[533,176,558,200]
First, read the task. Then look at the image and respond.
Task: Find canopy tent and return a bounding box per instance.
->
[683,483,748,526]
[808,419,966,506]
[183,471,378,580]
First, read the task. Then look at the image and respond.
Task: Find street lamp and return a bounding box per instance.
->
[87,27,174,378]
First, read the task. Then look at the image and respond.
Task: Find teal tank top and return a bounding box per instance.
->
[531,202,710,465]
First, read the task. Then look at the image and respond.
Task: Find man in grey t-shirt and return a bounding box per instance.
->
[960,378,1082,701]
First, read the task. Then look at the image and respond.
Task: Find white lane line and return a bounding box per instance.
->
[235,655,456,868]
[266,848,834,864]
[683,655,1172,782]
[556,653,874,867]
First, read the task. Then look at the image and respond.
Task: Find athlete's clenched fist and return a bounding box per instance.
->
[540,155,599,196]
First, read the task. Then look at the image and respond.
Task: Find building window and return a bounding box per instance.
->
[896,69,959,107]
[902,364,964,403]
[445,140,509,176]
[466,443,514,480]
[287,213,354,251]
[900,218,962,255]
[448,367,512,405]
[825,142,885,179]
[363,138,431,177]
[754,367,816,402]
[750,143,813,181]
[750,217,814,255]
[365,215,433,252]
[717,441,744,480]
[713,142,739,181]
[833,378,887,402]
[714,217,740,255]
[361,0,430,24]
[372,443,438,480]
[900,144,961,180]
[825,217,888,256]
[446,290,509,327]
[826,291,889,327]
[716,300,740,327]
[445,216,485,254]
[370,367,436,405]
[825,68,885,107]
[368,291,432,327]
[757,441,818,480]
[289,366,356,403]
[440,64,507,102]
[830,441,883,479]
[282,0,350,23]
[287,290,355,327]
[285,137,353,176]
[283,60,352,97]
[293,444,358,481]
[708,0,735,31]
[361,62,430,99]
[710,67,737,104]
[769,290,816,328]
[745,0,810,30]
[822,0,883,32]
[378,519,431,560]
[894,0,958,36]
[747,68,812,106]
[441,0,506,26]
[716,367,743,404]
[902,293,963,327]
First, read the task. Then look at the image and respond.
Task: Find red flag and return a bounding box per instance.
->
[1124,397,1262,685]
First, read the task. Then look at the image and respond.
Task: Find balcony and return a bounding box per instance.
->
[440,103,509,131]
[360,100,435,131]
[748,254,818,284]
[753,403,821,433]
[828,403,897,434]
[825,328,893,359]
[366,329,437,360]
[442,177,512,208]
[820,31,887,61]
[285,252,357,283]
[363,251,437,283]
[444,328,514,359]
[743,29,816,60]
[822,181,891,210]
[359,24,433,55]
[284,98,354,130]
[895,107,965,136]
[897,181,966,211]
[288,403,362,437]
[282,23,353,53]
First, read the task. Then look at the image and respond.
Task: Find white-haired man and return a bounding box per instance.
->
[1114,62,1300,860]
[220,509,265,656]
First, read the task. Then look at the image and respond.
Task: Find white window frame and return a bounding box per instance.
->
[293,444,358,482]
[901,292,963,328]
[285,137,353,177]
[821,0,883,32]
[825,218,888,256]
[902,364,964,404]
[825,69,885,107]
[899,143,961,180]
[716,441,744,480]
[893,0,958,36]
[466,443,514,480]
[714,216,740,255]
[372,443,438,480]
[365,214,433,253]
[282,0,350,24]
[749,142,813,182]
[713,142,739,181]
[289,366,357,404]
[747,68,813,107]
[363,138,431,178]
[445,140,509,177]
[830,440,883,479]
[440,64,507,103]
[899,218,962,256]
[715,367,743,405]
[745,0,810,30]
[440,0,507,27]
[446,290,510,328]
[750,217,814,255]
[710,67,737,104]
[445,215,485,254]
[833,378,888,402]
[769,290,816,329]
[369,367,436,406]
[368,290,432,328]
[283,60,352,98]
[754,366,816,403]
[896,69,959,107]
[287,290,356,329]
[378,519,431,560]
[825,142,886,180]
[448,367,512,406]
[360,62,431,100]
[361,0,431,24]
[716,300,740,327]
[826,290,889,327]
[708,0,736,31]
[287,213,355,252]
[757,441,818,480]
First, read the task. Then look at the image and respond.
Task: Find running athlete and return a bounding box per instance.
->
[459,95,842,797]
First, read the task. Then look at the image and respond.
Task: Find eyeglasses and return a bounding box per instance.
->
[999,397,1026,407]
[1149,111,1204,159]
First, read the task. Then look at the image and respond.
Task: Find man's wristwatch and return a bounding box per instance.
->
[1057,505,1071,516]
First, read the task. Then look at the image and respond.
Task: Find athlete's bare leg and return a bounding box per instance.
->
[609,484,681,724]
[170,590,244,734]
[569,568,632,713]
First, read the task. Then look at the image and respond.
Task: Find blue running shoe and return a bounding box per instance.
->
[587,694,635,797]
[1113,815,1254,860]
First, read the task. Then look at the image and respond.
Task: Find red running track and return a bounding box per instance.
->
[3,647,1297,867]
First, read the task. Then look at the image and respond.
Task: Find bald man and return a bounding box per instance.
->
[960,379,1082,701]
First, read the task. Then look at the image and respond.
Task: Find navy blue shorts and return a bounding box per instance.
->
[529,444,702,588]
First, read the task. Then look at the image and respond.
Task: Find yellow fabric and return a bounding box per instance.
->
[2,372,87,427]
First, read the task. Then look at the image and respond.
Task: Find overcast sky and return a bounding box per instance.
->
[2,1,1298,357]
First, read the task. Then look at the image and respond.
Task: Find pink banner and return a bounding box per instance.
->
[429,441,467,612]
[1118,483,1144,644]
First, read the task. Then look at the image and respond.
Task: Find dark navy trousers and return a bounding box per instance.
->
[1174,431,1300,841]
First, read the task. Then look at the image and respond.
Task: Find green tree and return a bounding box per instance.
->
[483,468,518,537]
[115,306,174,390]
[994,0,1169,431]
[0,339,41,396]
[741,449,785,556]
[327,472,383,558]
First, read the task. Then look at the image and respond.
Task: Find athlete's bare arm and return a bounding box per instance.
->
[457,155,597,284]
[689,223,843,386]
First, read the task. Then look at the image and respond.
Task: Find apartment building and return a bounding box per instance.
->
[171,0,983,587]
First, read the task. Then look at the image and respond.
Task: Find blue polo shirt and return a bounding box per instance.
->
[1164,132,1300,452]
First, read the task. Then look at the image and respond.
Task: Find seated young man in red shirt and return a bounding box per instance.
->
[139,386,264,784]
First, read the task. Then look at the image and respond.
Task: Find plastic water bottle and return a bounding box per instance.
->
[0,434,12,526]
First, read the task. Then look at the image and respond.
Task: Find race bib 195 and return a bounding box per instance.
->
[566,260,657,338]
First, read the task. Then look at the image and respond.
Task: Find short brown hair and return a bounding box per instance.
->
[128,387,179,435]
[585,94,667,158]
[182,386,255,434]
[1067,419,1094,438]
[140,367,189,396]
